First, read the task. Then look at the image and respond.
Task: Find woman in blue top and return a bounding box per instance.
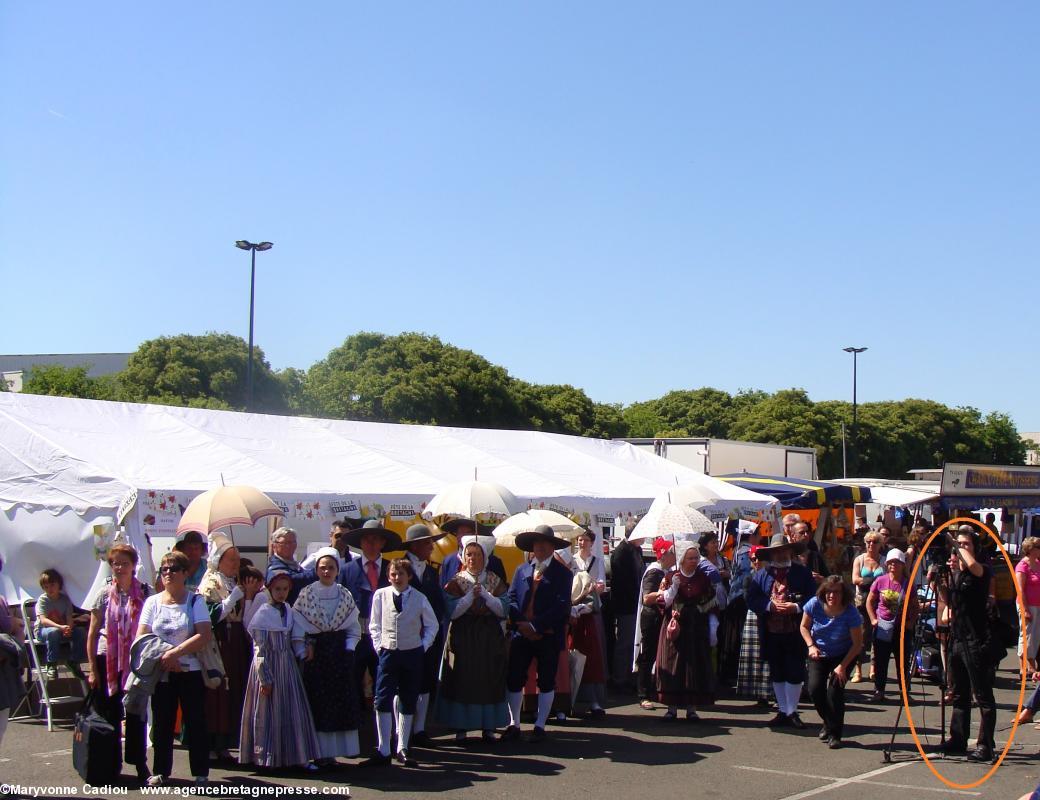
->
[800,576,863,749]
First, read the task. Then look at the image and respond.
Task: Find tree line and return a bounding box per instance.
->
[16,331,1027,479]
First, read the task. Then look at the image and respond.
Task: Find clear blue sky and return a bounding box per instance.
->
[2,3,1037,428]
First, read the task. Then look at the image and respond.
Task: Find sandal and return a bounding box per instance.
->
[640,700,655,710]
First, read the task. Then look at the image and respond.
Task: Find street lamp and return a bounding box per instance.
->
[235,240,273,409]
[843,346,867,476]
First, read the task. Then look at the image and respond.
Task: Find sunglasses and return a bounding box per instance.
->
[160,566,184,575]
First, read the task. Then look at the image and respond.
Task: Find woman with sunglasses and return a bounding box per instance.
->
[137,551,213,788]
[800,575,863,749]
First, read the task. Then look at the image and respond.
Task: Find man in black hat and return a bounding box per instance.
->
[401,523,447,746]
[747,533,817,729]
[502,525,573,743]
[341,520,403,713]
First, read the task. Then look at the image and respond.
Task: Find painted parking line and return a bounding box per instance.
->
[735,763,981,799]
[31,748,72,757]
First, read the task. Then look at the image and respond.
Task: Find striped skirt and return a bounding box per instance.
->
[736,609,772,700]
[239,630,320,768]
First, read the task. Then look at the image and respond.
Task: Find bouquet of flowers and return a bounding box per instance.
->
[880,589,902,611]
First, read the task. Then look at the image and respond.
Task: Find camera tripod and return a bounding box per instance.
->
[882,568,950,763]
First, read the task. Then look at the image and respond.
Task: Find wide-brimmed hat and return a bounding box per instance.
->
[342,519,403,552]
[515,524,573,552]
[571,571,595,604]
[440,517,478,535]
[402,523,447,547]
[755,532,807,560]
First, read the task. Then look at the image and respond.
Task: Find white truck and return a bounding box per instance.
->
[622,436,818,479]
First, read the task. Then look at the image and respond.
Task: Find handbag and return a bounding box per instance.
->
[190,594,226,689]
[73,692,120,786]
[665,610,681,642]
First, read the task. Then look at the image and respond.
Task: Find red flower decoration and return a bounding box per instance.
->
[168,496,176,503]
[148,491,156,499]
[296,502,304,510]
[306,511,313,518]
[313,502,320,509]
[159,502,166,510]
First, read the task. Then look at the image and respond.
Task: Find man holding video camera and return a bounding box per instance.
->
[939,524,1000,763]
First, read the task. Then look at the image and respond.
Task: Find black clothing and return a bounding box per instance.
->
[947,565,997,753]
[610,539,645,612]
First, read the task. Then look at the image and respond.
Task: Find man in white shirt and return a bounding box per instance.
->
[362,558,438,768]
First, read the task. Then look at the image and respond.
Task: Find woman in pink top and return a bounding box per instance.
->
[1015,537,1040,671]
[866,549,919,703]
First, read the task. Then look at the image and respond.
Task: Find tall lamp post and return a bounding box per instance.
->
[235,240,273,410]
[843,346,867,476]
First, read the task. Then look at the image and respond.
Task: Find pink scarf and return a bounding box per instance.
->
[105,579,144,694]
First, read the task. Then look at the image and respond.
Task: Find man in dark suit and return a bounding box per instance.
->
[502,525,573,743]
[341,520,403,712]
[747,533,818,729]
[401,523,448,747]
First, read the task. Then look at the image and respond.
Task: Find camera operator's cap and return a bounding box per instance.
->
[884,548,907,565]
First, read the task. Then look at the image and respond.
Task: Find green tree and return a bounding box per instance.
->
[303,332,526,427]
[514,382,627,438]
[622,401,666,437]
[120,333,283,411]
[20,364,120,400]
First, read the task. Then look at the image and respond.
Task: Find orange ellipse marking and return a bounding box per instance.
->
[899,516,1027,790]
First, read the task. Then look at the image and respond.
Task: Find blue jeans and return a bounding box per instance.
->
[38,625,86,664]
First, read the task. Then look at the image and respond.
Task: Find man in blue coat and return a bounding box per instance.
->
[401,522,448,747]
[502,525,574,743]
[341,520,403,713]
[746,532,817,729]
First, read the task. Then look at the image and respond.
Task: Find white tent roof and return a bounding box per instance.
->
[0,392,712,516]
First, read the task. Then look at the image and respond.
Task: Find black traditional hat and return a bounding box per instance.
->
[515,524,572,552]
[342,519,403,552]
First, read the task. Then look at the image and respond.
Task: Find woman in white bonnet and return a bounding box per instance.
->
[435,535,510,743]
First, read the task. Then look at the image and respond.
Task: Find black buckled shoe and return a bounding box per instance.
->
[767,712,789,727]
[967,746,994,763]
[788,713,806,730]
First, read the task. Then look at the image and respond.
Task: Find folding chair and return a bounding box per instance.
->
[19,597,86,731]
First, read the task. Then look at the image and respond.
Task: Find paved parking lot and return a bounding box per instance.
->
[2,658,1037,800]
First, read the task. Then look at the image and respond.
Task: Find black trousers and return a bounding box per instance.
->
[873,630,913,694]
[636,615,662,701]
[807,652,848,739]
[354,634,378,707]
[151,671,209,779]
[506,633,560,693]
[718,597,747,684]
[948,638,996,751]
[94,653,147,772]
[762,630,808,684]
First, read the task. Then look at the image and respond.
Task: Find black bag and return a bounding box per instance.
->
[73,692,120,786]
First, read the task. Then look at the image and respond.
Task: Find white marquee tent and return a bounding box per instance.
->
[0,392,761,604]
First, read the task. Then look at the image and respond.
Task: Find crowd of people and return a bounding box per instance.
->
[0,510,1024,785]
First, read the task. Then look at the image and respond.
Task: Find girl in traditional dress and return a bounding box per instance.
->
[198,534,260,762]
[240,572,320,771]
[293,547,362,765]
[656,539,724,720]
[436,537,510,743]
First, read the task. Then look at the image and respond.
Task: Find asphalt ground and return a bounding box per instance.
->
[1,653,1037,800]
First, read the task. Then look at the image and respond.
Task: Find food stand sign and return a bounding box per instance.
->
[940,463,1040,505]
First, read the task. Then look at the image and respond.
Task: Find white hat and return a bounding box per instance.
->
[312,546,342,573]
[206,533,235,569]
[885,548,907,565]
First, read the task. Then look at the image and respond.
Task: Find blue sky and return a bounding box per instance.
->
[2,3,1037,429]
